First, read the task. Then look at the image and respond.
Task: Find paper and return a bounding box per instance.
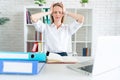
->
[47,53,79,63]
[3,61,32,73]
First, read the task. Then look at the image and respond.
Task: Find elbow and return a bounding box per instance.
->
[30,15,38,23]
[81,16,84,23]
[77,15,84,23]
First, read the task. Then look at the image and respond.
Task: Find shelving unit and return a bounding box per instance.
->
[24,6,92,56]
[24,6,49,52]
[65,7,92,56]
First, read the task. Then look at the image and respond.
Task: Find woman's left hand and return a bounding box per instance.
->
[50,3,54,14]
[61,2,67,15]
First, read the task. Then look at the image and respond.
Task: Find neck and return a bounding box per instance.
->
[54,21,62,29]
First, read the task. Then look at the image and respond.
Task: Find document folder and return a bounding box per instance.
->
[0,60,45,75]
[0,52,46,62]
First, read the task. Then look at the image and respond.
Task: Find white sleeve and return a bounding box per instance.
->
[33,20,46,33]
[68,20,83,35]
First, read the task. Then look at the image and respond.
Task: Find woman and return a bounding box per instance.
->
[31,2,84,56]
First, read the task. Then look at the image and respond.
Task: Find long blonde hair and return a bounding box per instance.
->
[51,2,65,23]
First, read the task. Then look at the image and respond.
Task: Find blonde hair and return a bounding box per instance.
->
[51,2,65,23]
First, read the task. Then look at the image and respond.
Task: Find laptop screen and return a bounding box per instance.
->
[67,36,120,77]
[92,36,120,76]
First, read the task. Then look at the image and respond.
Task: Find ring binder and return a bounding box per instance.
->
[0,52,46,62]
[0,60,45,75]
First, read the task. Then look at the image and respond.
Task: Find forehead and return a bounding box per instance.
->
[53,6,63,11]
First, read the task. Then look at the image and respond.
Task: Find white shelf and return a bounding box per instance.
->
[24,6,92,9]
[24,6,49,9]
[83,24,92,27]
[26,39,43,42]
[26,24,33,26]
[24,6,93,56]
[72,41,91,43]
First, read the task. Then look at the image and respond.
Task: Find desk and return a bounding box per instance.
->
[0,57,92,80]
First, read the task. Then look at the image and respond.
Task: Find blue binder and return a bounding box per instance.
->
[0,60,45,75]
[0,52,46,62]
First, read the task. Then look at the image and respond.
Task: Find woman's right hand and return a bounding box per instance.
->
[50,3,54,14]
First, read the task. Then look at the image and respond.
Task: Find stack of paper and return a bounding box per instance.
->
[47,53,79,64]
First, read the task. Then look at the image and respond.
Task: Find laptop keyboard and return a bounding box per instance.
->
[67,60,93,74]
[78,65,93,73]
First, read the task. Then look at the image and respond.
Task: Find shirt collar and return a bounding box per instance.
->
[51,23,65,28]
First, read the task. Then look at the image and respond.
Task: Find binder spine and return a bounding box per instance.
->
[32,61,38,74]
[0,61,3,73]
[29,52,46,62]
[0,52,46,62]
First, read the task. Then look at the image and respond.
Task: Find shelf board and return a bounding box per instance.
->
[25,23,92,27]
[83,24,92,27]
[25,6,92,10]
[66,7,92,10]
[26,24,92,26]
[26,24,33,26]
[26,40,44,43]
[72,41,91,43]
[25,6,49,9]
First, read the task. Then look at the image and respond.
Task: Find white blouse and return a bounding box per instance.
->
[33,20,83,53]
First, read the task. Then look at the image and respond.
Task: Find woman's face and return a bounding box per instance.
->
[52,6,64,23]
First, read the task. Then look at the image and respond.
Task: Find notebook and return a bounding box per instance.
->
[67,36,120,77]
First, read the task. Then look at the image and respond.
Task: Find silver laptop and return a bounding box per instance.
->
[67,36,120,77]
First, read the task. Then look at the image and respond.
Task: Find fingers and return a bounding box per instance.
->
[59,2,66,15]
[62,3,66,15]
[50,2,55,14]
[50,2,66,15]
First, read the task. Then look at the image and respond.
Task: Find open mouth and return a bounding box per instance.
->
[55,17,60,20]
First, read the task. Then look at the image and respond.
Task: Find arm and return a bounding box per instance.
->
[62,6,84,35]
[66,11,84,23]
[30,3,54,23]
[31,11,51,23]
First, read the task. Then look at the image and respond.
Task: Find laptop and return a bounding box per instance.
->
[67,36,120,77]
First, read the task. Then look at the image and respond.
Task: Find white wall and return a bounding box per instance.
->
[0,0,120,56]
[0,0,24,51]
[91,0,120,56]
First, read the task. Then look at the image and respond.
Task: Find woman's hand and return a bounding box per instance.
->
[50,3,54,14]
[61,2,68,16]
[62,2,66,15]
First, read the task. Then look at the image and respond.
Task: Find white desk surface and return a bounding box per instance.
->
[0,57,92,80]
